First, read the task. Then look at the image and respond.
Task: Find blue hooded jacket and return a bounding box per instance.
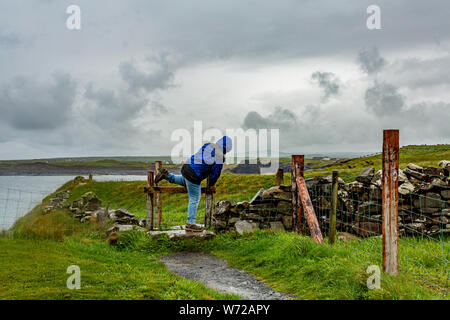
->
[181,136,232,186]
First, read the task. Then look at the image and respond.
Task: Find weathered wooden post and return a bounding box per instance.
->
[155,161,162,229]
[382,129,399,276]
[291,155,304,233]
[329,170,338,245]
[146,171,155,230]
[276,168,284,186]
[89,173,93,182]
[296,176,324,243]
[205,176,214,228]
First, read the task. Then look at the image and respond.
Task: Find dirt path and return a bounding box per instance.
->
[161,252,293,300]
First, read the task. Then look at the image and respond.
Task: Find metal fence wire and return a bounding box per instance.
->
[307,179,449,295]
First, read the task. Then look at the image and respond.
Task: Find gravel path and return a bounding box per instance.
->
[161,252,293,300]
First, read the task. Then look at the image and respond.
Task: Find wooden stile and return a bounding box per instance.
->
[204,176,214,228]
[146,171,154,230]
[155,161,162,228]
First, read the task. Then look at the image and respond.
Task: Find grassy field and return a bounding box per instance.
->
[1,144,449,300]
[1,227,447,300]
[0,237,239,300]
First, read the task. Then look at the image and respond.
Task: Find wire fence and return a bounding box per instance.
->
[0,186,49,232]
[307,177,449,296]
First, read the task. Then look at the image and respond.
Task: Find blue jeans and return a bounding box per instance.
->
[166,173,201,225]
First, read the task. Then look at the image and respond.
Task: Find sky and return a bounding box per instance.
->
[0,0,449,159]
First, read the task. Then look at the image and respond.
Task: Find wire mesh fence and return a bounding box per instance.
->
[307,177,449,296]
[0,186,50,232]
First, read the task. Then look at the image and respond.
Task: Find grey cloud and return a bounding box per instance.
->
[119,53,175,93]
[243,107,297,130]
[151,101,169,116]
[311,71,340,101]
[402,102,450,138]
[1,1,450,158]
[0,73,76,130]
[364,81,404,116]
[241,99,450,153]
[0,30,20,47]
[84,83,149,121]
[358,47,386,75]
[387,56,450,89]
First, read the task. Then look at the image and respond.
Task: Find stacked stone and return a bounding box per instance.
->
[307,161,450,237]
[43,190,71,213]
[68,191,146,227]
[213,185,293,234]
[397,161,449,235]
[213,160,450,237]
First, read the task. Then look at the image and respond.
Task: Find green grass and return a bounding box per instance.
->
[99,230,449,299]
[0,237,239,300]
[2,229,445,300]
[207,231,448,299]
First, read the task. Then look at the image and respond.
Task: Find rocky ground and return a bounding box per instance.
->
[160,252,293,300]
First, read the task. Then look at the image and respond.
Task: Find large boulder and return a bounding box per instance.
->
[343,181,365,193]
[74,176,88,184]
[269,221,285,232]
[281,215,293,229]
[356,167,375,185]
[413,193,443,208]
[80,192,102,211]
[398,169,408,183]
[399,181,415,195]
[214,200,234,216]
[247,203,276,217]
[407,163,423,172]
[404,167,427,181]
[249,188,265,204]
[352,221,381,237]
[262,186,291,201]
[235,220,259,235]
[277,201,292,214]
[441,190,450,200]
[438,160,450,172]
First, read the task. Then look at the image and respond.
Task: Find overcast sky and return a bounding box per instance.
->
[0,0,449,159]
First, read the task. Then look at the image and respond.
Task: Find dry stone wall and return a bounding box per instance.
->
[213,161,450,237]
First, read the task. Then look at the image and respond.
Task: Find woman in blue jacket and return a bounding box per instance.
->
[155,136,232,232]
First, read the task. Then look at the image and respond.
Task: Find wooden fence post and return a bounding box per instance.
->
[329,170,338,244]
[382,129,399,276]
[276,168,284,186]
[205,176,213,228]
[155,161,162,229]
[146,171,154,230]
[291,155,304,233]
[296,176,324,243]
